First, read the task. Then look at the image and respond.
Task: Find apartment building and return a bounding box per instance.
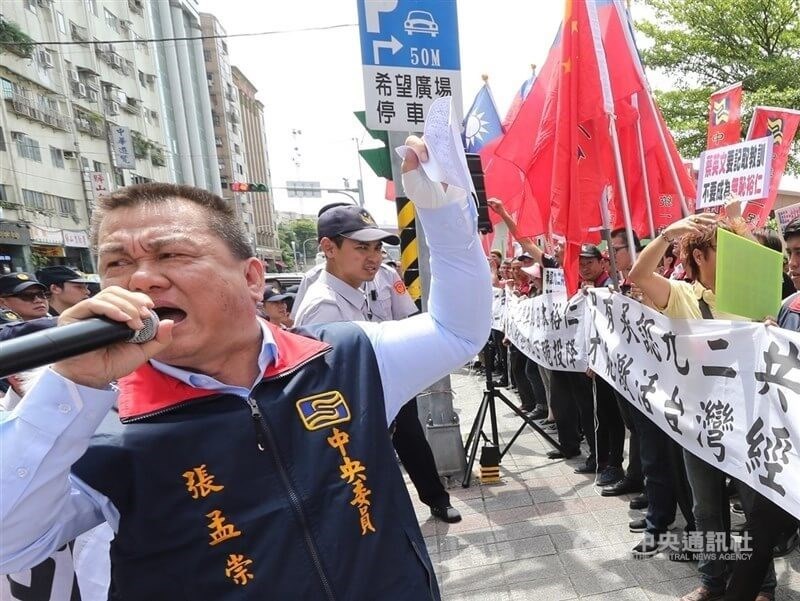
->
[0,0,170,273]
[148,0,219,193]
[231,65,280,267]
[199,13,257,250]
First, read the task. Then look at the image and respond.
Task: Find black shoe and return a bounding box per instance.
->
[547,449,580,460]
[629,518,647,533]
[632,531,667,558]
[596,466,625,487]
[629,493,649,510]
[773,530,799,557]
[602,477,643,497]
[527,406,548,420]
[430,504,462,523]
[574,462,598,475]
[493,379,509,387]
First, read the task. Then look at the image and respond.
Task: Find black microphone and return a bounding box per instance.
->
[0,311,159,379]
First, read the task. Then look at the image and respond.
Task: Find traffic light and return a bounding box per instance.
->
[231,182,268,192]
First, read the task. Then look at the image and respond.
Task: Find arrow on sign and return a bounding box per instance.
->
[372,36,403,64]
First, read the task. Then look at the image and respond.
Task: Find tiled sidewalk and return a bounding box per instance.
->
[407,371,800,600]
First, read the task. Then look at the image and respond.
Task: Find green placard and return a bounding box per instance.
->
[716,228,782,320]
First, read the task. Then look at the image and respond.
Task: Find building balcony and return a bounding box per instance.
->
[70,22,89,44]
[75,114,105,138]
[6,92,70,131]
[122,98,141,115]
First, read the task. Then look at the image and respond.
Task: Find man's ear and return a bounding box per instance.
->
[320,237,335,258]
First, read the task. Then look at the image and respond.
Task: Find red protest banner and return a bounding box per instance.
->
[742,107,800,226]
[706,83,743,150]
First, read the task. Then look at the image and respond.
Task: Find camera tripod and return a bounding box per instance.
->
[462,336,564,487]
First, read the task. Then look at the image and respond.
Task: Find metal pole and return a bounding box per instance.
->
[354,137,366,208]
[632,94,656,238]
[607,114,639,263]
[613,0,690,217]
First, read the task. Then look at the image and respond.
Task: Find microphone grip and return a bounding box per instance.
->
[0,318,134,379]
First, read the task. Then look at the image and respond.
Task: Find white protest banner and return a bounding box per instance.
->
[775,201,800,234]
[543,268,566,296]
[583,288,800,520]
[491,287,507,332]
[504,292,588,372]
[696,136,773,209]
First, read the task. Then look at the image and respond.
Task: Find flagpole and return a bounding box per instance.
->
[613,0,690,217]
[482,74,506,135]
[632,93,656,238]
[586,0,638,261]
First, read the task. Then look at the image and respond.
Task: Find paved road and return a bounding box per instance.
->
[405,370,800,600]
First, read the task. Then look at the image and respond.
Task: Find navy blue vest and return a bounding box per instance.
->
[73,322,440,600]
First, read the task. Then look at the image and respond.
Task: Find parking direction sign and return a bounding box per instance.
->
[357,0,462,131]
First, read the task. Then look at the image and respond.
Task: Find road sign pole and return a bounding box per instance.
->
[389,131,467,485]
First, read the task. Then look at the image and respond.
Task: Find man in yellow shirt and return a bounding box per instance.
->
[629,213,775,601]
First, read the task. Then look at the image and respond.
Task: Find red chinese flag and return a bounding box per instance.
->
[706,83,743,150]
[742,107,800,225]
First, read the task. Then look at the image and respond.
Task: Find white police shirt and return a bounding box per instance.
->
[293,270,371,326]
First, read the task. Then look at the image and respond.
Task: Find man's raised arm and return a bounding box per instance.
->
[357,136,492,423]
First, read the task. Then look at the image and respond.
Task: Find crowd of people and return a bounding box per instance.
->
[484,197,800,601]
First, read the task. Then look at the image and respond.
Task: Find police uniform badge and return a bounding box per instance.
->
[0,309,21,324]
[296,391,351,431]
[16,274,29,281]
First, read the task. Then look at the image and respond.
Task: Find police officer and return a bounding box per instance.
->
[35,266,92,316]
[294,203,462,523]
[0,273,50,321]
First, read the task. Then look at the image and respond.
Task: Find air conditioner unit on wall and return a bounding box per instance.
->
[108,101,120,115]
[63,150,77,160]
[69,69,80,83]
[73,82,87,97]
[39,50,54,68]
[88,90,99,102]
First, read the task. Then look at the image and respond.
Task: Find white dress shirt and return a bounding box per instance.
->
[0,171,491,574]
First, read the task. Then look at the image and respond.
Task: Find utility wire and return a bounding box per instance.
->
[0,22,358,48]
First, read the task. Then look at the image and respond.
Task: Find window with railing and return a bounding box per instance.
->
[22,189,46,210]
[104,8,118,31]
[1,78,14,100]
[15,134,42,162]
[50,146,64,168]
[57,195,76,215]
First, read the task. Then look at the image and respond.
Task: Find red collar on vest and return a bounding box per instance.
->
[118,320,330,419]
[789,293,800,313]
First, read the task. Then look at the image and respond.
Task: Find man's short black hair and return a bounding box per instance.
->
[783,218,800,243]
[610,227,641,252]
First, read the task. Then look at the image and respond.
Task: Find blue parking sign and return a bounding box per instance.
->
[357,0,460,70]
[357,0,462,130]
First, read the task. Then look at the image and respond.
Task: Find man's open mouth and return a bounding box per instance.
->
[153,307,188,323]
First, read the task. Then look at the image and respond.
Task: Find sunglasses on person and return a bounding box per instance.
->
[611,245,629,253]
[3,290,52,302]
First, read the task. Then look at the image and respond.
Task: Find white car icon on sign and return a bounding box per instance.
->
[404,10,438,37]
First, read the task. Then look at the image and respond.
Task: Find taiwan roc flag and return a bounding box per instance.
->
[706,82,743,150]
